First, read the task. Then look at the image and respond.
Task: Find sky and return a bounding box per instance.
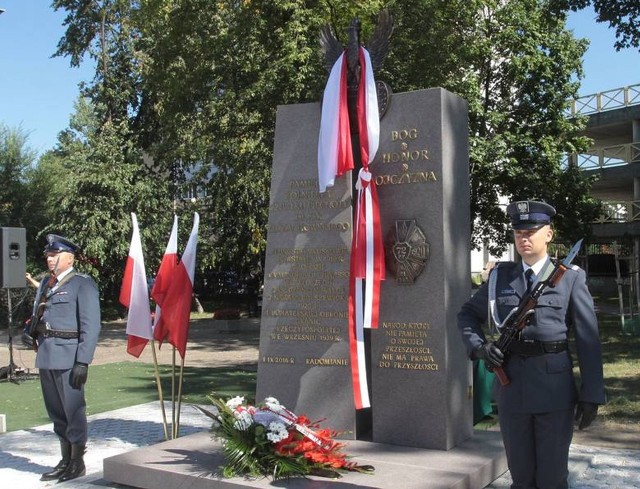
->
[0,3,638,157]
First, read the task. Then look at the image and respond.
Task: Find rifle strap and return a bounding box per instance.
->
[46,271,77,296]
[488,258,555,333]
[488,262,508,335]
[35,271,78,321]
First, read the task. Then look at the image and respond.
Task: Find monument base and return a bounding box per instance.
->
[103,430,507,489]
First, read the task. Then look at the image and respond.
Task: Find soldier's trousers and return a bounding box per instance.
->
[40,368,88,445]
[500,408,574,489]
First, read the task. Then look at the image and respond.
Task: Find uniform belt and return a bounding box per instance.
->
[509,339,568,356]
[35,323,79,339]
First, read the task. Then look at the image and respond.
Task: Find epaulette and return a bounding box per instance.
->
[551,258,581,272]
[551,257,581,272]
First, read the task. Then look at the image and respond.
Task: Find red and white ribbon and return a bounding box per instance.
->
[318,47,383,410]
[318,49,379,192]
[348,168,384,409]
[263,404,331,449]
[353,168,384,329]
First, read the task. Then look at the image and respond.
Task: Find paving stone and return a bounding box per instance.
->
[1,401,639,488]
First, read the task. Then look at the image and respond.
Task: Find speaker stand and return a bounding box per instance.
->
[1,288,35,383]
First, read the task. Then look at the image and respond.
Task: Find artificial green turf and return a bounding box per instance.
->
[0,362,257,432]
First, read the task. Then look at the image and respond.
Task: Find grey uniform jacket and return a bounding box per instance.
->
[457,259,605,413]
[34,272,102,370]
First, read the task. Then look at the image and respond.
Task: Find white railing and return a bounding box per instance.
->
[568,84,640,116]
[594,200,640,224]
[565,142,640,170]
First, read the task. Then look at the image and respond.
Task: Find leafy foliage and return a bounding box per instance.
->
[8,1,607,301]
[34,98,175,296]
[0,124,37,226]
[382,0,593,251]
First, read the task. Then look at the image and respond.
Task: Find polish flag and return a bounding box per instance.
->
[151,215,178,345]
[162,213,199,358]
[119,213,153,358]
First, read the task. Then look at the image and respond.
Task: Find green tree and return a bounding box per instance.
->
[48,1,179,301]
[34,97,175,300]
[381,0,594,251]
[133,1,327,279]
[0,123,49,271]
[47,0,599,294]
[0,124,37,228]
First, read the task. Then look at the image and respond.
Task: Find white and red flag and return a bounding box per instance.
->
[160,212,199,358]
[119,213,153,358]
[318,48,384,410]
[151,215,178,345]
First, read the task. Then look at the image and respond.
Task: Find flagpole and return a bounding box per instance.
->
[150,340,170,440]
[121,212,172,437]
[171,347,177,438]
[171,203,178,440]
[175,357,186,438]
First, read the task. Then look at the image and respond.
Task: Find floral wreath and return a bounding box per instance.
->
[195,396,374,479]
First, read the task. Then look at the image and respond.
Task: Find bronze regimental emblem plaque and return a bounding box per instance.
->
[386,220,429,285]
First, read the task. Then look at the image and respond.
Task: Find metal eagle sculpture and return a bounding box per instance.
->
[319,8,394,124]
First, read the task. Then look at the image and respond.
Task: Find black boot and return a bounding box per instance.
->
[57,443,86,482]
[40,440,71,481]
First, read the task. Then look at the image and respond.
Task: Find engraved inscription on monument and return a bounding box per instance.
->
[256,103,357,435]
[262,177,351,362]
[377,321,440,372]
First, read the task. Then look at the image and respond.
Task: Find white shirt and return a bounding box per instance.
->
[522,255,548,282]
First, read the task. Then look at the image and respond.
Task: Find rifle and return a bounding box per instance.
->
[491,239,583,386]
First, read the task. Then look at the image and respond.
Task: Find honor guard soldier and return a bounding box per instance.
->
[29,234,101,482]
[457,200,605,489]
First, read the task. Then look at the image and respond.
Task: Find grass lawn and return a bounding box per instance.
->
[591,309,640,424]
[475,305,640,432]
[2,298,638,435]
[0,362,256,433]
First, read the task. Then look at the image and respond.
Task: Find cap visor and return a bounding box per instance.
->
[512,222,548,230]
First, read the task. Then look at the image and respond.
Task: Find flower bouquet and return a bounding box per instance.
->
[195,396,374,480]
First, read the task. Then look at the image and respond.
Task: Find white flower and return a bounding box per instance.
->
[226,396,245,410]
[232,410,253,431]
[266,422,289,443]
[263,397,280,405]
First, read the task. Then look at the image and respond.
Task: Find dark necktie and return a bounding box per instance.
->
[525,268,534,294]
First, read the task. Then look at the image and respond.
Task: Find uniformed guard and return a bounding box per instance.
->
[30,234,101,482]
[457,200,605,489]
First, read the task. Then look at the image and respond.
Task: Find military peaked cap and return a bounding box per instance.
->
[44,234,80,254]
[506,200,556,230]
